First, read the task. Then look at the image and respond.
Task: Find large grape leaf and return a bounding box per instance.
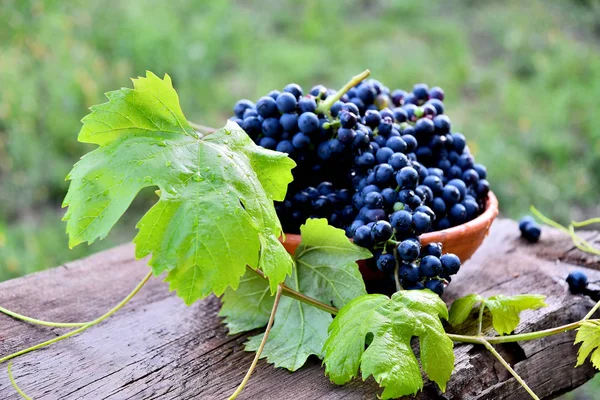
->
[244,218,371,371]
[63,72,295,304]
[574,320,600,370]
[323,290,454,399]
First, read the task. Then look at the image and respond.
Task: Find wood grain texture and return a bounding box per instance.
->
[0,219,598,400]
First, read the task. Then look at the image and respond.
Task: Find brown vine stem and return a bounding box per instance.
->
[229,285,283,400]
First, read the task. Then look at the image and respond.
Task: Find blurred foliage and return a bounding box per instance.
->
[0,0,599,394]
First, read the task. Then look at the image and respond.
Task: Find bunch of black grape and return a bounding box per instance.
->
[232,84,357,193]
[275,182,354,231]
[230,73,489,296]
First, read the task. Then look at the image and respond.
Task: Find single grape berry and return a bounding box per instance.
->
[354,225,374,248]
[276,92,297,114]
[442,185,461,206]
[396,167,419,189]
[414,118,435,135]
[398,262,420,284]
[375,163,395,185]
[259,136,277,150]
[234,99,254,118]
[397,239,421,262]
[364,109,382,128]
[429,86,445,101]
[440,253,461,275]
[449,203,467,225]
[298,97,317,113]
[298,112,320,134]
[372,220,393,243]
[376,147,394,164]
[421,242,442,258]
[365,191,384,209]
[256,96,278,118]
[519,216,535,231]
[339,111,358,128]
[283,83,303,98]
[389,152,410,170]
[386,136,407,153]
[566,271,588,294]
[381,188,397,207]
[377,253,397,273]
[280,113,298,131]
[420,255,442,277]
[276,140,294,154]
[337,128,356,143]
[390,210,412,233]
[425,278,445,295]
[412,83,429,102]
[412,211,432,234]
[292,132,311,149]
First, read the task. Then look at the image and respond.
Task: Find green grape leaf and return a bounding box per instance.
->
[246,218,371,371]
[293,218,372,308]
[323,290,454,399]
[218,270,273,334]
[575,320,600,370]
[449,294,483,326]
[63,72,295,304]
[484,294,547,335]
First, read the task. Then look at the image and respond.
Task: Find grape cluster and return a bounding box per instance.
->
[519,216,541,243]
[231,76,490,295]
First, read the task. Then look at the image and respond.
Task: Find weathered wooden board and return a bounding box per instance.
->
[0,219,598,400]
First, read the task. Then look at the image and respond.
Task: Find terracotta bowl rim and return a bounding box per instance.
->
[282,190,499,244]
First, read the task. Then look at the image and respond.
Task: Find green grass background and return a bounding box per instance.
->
[0,0,599,396]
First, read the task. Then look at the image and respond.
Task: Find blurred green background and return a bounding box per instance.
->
[0,0,599,395]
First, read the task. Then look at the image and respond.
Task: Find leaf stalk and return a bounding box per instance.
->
[315,70,371,115]
[249,267,338,315]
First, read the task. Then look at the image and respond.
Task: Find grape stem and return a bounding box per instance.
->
[315,70,371,115]
[228,285,283,400]
[479,339,539,400]
[530,206,600,255]
[476,303,485,335]
[7,362,32,400]
[0,306,88,328]
[0,271,153,364]
[248,267,338,315]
